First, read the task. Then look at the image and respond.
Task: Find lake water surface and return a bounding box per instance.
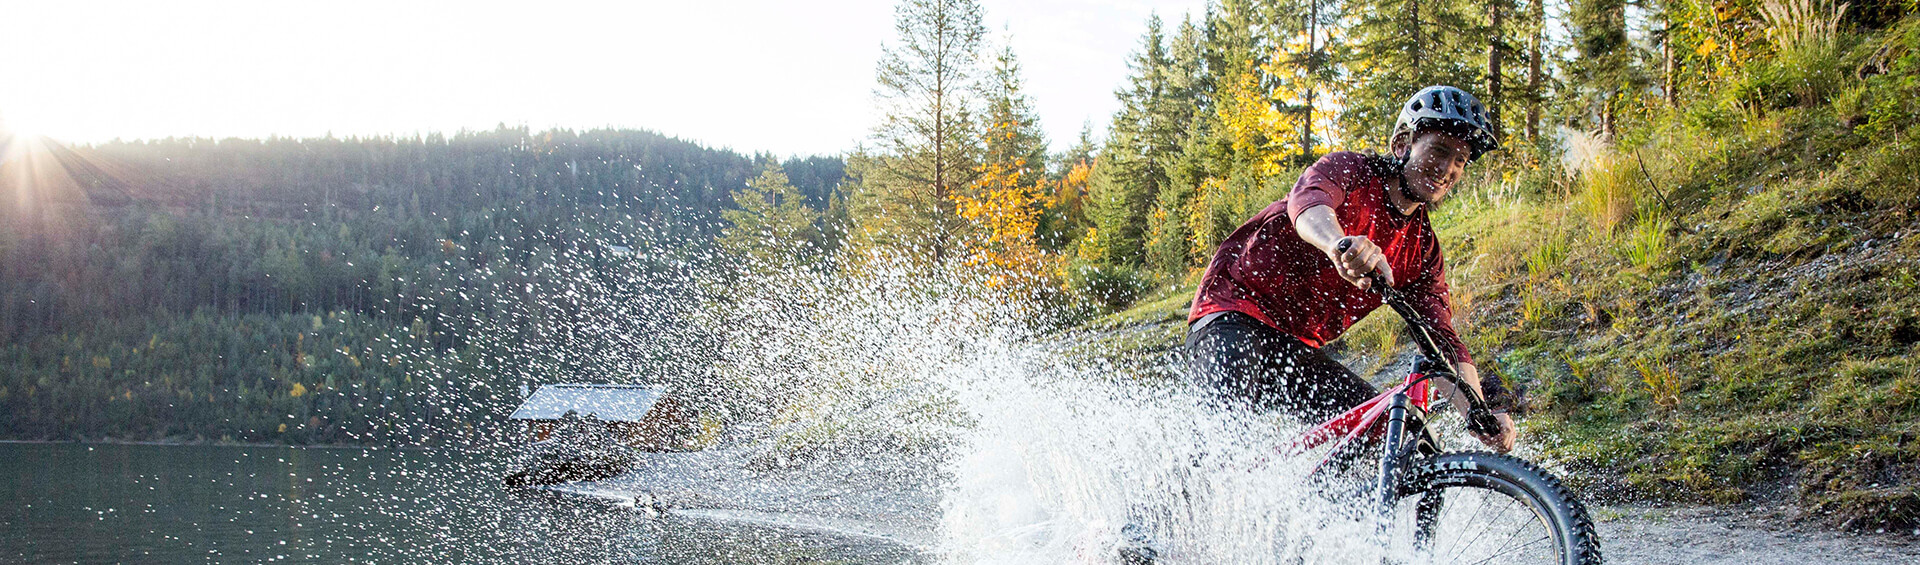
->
[0,442,922,564]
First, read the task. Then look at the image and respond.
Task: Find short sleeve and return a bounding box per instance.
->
[1287,152,1372,222]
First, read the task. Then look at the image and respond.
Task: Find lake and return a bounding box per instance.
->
[0,442,924,564]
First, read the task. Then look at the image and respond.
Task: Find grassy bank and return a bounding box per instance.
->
[1437,105,1920,528]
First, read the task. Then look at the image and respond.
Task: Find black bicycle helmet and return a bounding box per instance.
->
[1391,86,1499,161]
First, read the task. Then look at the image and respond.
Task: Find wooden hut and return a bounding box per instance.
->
[508,384,696,451]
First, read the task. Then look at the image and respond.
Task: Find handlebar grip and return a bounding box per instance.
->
[1456,381,1505,437]
[1333,237,1391,291]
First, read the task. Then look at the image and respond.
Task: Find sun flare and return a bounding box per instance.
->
[1,110,48,147]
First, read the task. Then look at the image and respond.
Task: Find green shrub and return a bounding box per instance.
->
[1064,260,1151,311]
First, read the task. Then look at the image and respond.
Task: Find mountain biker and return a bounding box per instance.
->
[1186,85,1518,453]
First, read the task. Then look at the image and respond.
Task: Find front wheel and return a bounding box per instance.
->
[1383,452,1602,564]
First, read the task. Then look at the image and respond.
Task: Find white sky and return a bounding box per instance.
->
[1,0,1210,157]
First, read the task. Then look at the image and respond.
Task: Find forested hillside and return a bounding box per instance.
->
[0,127,843,444]
[954,0,1918,528]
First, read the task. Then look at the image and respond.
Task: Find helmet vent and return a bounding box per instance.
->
[1411,100,1423,111]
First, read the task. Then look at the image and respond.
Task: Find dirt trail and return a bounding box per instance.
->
[1597,505,1920,565]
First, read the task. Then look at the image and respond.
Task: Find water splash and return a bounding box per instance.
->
[408,230,1410,563]
[933,345,1387,564]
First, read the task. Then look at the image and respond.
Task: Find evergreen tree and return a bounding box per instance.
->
[1570,0,1634,136]
[846,0,989,265]
[1341,0,1483,149]
[1524,0,1549,140]
[1144,17,1211,274]
[720,164,823,266]
[979,45,1048,172]
[1082,15,1195,270]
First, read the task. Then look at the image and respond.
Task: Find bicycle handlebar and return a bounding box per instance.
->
[1334,238,1505,438]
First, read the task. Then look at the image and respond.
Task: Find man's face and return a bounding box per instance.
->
[1394,130,1472,204]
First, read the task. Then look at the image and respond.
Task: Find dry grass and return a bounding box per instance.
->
[1759,0,1849,55]
[1632,357,1682,410]
[1576,155,1639,237]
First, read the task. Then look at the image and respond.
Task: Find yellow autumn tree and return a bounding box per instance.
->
[953,45,1053,293]
[955,158,1048,288]
[1216,69,1299,181]
[1050,156,1093,238]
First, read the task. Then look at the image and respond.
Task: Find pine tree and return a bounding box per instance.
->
[845,0,989,265]
[1340,0,1483,148]
[719,164,822,266]
[1082,15,1197,270]
[1525,0,1548,140]
[1485,0,1517,141]
[1143,17,1209,273]
[1570,0,1633,136]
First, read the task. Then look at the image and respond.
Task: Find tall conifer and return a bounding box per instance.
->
[1570,0,1633,136]
[845,0,988,265]
[1081,16,1176,267]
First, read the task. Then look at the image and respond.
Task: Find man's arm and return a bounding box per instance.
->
[1307,206,1519,453]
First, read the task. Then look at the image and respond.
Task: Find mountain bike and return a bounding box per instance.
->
[1284,249,1603,564]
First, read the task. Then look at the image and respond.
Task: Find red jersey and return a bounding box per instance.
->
[1188,151,1471,363]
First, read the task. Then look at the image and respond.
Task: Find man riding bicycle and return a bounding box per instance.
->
[1186,85,1518,453]
[1117,86,1534,564]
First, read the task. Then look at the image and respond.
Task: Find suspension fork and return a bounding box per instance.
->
[1373,391,1412,531]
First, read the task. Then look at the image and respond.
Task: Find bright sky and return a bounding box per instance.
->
[1,0,1209,157]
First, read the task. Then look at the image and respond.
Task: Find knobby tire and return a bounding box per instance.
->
[1387,452,1602,565]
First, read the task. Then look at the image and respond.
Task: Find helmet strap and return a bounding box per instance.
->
[1377,151,1421,215]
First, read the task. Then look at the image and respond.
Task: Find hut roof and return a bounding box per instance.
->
[508,384,664,422]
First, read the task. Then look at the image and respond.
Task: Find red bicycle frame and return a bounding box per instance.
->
[1281,370,1434,476]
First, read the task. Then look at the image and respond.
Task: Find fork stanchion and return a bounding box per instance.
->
[1374,391,1412,535]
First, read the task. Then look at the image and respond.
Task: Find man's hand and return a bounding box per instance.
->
[1292,205,1395,290]
[1475,413,1517,453]
[1442,362,1516,453]
[1330,235,1395,291]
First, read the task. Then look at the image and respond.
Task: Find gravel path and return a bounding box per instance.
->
[1597,505,1920,564]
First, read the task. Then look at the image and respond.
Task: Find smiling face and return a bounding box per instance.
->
[1390,129,1473,205]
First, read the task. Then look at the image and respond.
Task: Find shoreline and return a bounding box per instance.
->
[0,438,462,451]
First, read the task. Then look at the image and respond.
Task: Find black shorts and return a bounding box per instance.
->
[1185,311,1379,422]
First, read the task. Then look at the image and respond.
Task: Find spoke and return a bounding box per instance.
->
[1464,535,1551,565]
[1450,489,1540,564]
[1443,489,1497,563]
[1481,497,1537,558]
[1400,483,1563,565]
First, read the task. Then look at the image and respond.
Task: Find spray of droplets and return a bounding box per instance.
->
[393,227,1412,563]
